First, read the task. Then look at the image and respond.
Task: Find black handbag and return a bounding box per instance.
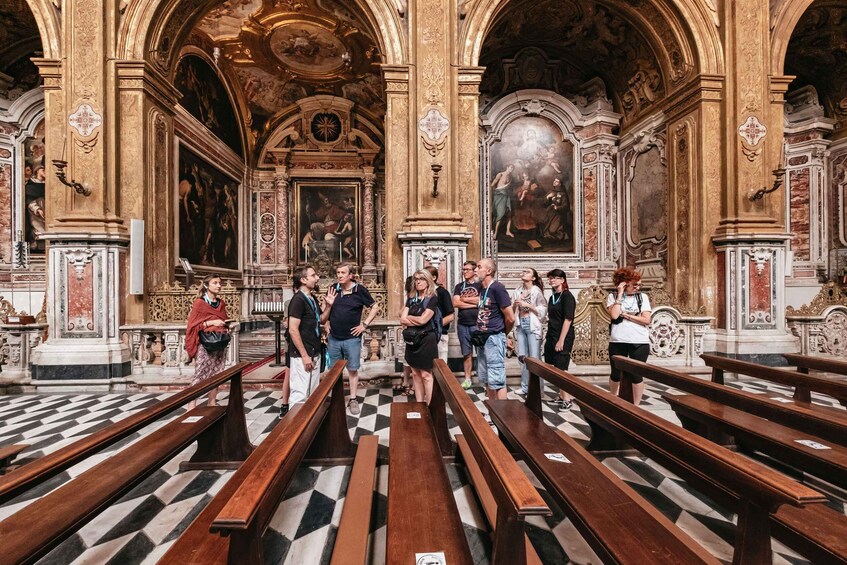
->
[402,327,429,347]
[199,330,231,352]
[470,331,495,347]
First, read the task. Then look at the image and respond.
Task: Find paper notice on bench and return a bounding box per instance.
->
[795,439,832,450]
[544,453,571,463]
[770,397,794,403]
[406,412,422,420]
[182,416,203,423]
[415,551,446,565]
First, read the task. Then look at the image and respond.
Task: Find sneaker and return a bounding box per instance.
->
[278,404,289,419]
[559,399,573,411]
[461,379,472,390]
[347,398,360,415]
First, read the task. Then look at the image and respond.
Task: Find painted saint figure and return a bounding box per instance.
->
[490,163,515,238]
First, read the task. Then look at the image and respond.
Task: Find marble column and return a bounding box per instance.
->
[578,127,619,267]
[274,165,290,282]
[362,169,377,279]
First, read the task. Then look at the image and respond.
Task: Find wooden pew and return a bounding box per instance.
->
[329,435,379,565]
[702,353,847,407]
[387,401,473,565]
[611,356,847,447]
[783,353,847,407]
[663,393,847,489]
[161,360,357,565]
[0,362,252,505]
[0,405,228,565]
[523,358,828,565]
[610,356,847,564]
[0,444,27,473]
[430,359,551,565]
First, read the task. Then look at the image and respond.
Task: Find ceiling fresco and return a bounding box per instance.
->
[480,0,669,125]
[0,0,42,97]
[191,0,385,160]
[785,1,847,130]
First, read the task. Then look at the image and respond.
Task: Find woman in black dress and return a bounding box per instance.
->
[399,269,439,403]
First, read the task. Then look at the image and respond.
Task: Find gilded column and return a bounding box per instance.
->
[455,67,484,260]
[362,168,377,278]
[274,165,290,280]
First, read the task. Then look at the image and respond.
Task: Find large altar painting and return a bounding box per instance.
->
[489,116,575,253]
[178,146,239,270]
[295,181,359,266]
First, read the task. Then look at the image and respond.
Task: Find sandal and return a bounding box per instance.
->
[402,386,416,397]
[392,384,406,393]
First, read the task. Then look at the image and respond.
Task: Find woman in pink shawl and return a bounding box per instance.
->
[185,274,229,409]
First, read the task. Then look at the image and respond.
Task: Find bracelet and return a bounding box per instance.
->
[615,300,623,304]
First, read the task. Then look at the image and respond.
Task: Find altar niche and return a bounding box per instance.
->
[295,180,360,266]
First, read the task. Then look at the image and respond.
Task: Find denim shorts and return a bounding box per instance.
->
[475,332,506,390]
[327,335,362,371]
[456,324,476,357]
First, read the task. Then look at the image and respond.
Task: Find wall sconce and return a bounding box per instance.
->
[53,159,91,196]
[748,166,786,201]
[431,163,442,198]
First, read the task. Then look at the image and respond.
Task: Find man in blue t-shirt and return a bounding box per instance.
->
[323,263,378,415]
[474,258,514,400]
[453,260,482,389]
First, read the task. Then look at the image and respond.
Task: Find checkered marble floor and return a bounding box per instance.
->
[0,378,844,564]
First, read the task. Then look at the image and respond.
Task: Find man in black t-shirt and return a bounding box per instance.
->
[453,260,482,389]
[288,265,330,405]
[425,265,455,362]
[544,268,575,410]
[323,263,378,415]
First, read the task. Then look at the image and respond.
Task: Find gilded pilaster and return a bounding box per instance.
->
[362,169,377,278]
[273,165,290,279]
[382,65,411,315]
[455,67,484,259]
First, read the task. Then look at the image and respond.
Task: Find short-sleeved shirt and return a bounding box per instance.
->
[476,281,511,333]
[288,290,322,358]
[329,283,374,340]
[434,286,455,331]
[453,280,482,326]
[406,294,438,323]
[546,291,576,347]
[606,292,652,344]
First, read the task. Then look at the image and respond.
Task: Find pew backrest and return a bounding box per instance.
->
[0,362,251,505]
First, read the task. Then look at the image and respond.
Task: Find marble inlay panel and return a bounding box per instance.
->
[789,168,811,261]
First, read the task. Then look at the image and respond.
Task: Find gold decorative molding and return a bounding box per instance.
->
[147,280,241,322]
[786,281,847,317]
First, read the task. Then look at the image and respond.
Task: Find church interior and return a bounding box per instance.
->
[1,0,847,563]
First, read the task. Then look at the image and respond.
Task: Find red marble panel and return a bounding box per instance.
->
[583,168,597,261]
[0,164,12,263]
[716,251,726,329]
[66,257,95,333]
[789,169,810,261]
[748,256,772,323]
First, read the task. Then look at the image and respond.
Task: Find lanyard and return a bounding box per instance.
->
[551,291,562,305]
[478,285,491,309]
[303,292,320,336]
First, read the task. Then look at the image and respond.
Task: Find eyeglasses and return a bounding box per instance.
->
[462,267,474,271]
[413,277,426,281]
[548,276,563,280]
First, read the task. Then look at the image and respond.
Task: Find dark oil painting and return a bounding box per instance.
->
[174,55,243,157]
[23,120,45,253]
[178,145,239,270]
[295,182,359,265]
[489,116,575,253]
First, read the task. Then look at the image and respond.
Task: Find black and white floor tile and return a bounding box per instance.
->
[0,378,844,564]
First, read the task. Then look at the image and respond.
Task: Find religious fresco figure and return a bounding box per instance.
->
[490,163,515,238]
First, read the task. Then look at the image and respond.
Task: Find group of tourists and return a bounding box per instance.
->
[183,262,652,417]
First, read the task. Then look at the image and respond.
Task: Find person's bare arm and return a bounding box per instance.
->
[623,310,652,327]
[502,305,515,334]
[556,319,572,351]
[406,308,435,326]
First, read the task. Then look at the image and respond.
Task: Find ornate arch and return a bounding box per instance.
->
[22,0,61,59]
[770,0,819,75]
[118,0,407,72]
[459,0,723,77]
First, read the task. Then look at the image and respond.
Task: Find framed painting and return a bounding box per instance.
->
[22,119,45,253]
[488,115,575,254]
[294,181,360,266]
[177,144,240,270]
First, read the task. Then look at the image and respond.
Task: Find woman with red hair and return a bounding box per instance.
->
[606,267,652,405]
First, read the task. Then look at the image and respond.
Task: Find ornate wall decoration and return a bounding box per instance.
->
[738,115,767,146]
[68,104,103,137]
[787,283,847,357]
[418,108,450,142]
[622,126,668,268]
[571,285,610,365]
[148,279,241,322]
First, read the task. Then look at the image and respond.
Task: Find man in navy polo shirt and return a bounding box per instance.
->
[323,263,378,415]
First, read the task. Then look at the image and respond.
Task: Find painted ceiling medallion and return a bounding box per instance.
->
[270,23,347,75]
[738,115,767,146]
[310,112,342,142]
[418,107,450,142]
[68,104,102,137]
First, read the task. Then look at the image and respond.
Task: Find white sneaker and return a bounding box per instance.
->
[461,379,472,390]
[347,398,360,415]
